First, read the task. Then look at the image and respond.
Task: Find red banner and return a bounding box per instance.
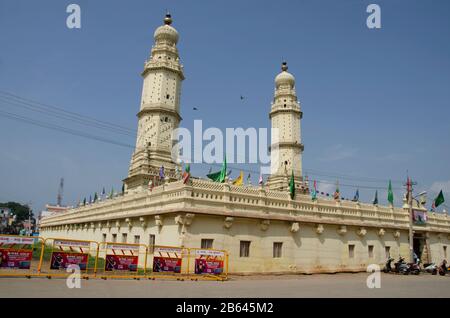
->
[153,256,182,273]
[105,254,138,272]
[50,252,88,270]
[195,258,224,275]
[0,249,32,269]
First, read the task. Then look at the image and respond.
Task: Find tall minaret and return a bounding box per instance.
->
[124,13,184,191]
[267,62,305,191]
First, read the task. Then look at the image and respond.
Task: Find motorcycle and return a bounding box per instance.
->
[424,263,437,274]
[394,257,409,275]
[438,260,448,276]
[407,259,421,275]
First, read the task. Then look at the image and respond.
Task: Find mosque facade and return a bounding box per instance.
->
[40,15,450,274]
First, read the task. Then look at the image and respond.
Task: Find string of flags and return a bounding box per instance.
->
[75,161,446,214]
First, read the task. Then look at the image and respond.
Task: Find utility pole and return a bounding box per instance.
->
[406,177,417,263]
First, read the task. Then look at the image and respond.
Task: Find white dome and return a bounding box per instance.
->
[275,62,295,86]
[154,14,179,44]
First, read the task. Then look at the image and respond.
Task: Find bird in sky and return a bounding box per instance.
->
[240,95,245,100]
[193,107,198,110]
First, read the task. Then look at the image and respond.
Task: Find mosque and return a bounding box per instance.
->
[40,14,450,274]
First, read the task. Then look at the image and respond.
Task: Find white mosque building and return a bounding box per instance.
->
[40,14,450,274]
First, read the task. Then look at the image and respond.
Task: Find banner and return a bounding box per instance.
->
[54,240,90,248]
[195,258,224,275]
[0,236,34,245]
[0,249,32,269]
[153,256,182,273]
[105,254,138,272]
[413,210,427,225]
[50,252,88,270]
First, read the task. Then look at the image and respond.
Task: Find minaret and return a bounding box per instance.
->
[267,62,305,191]
[124,13,184,191]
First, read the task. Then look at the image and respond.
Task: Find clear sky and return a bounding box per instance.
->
[1,0,449,216]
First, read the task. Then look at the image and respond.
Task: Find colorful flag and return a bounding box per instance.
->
[94,192,98,202]
[373,190,378,205]
[387,180,394,205]
[289,170,295,199]
[333,181,340,200]
[353,189,359,202]
[207,156,227,183]
[432,190,445,209]
[311,180,317,201]
[182,163,191,184]
[247,173,251,185]
[258,173,263,185]
[233,171,244,186]
[101,187,106,197]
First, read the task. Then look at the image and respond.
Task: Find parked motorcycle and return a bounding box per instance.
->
[407,259,421,275]
[394,257,409,275]
[424,263,437,274]
[438,260,448,276]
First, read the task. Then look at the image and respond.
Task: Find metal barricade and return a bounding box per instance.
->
[147,245,189,280]
[38,238,99,279]
[0,234,44,278]
[187,248,228,281]
[96,242,148,279]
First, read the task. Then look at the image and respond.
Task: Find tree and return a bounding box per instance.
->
[0,201,33,223]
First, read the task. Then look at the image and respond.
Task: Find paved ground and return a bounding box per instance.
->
[0,273,449,298]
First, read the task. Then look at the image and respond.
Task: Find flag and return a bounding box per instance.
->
[159,166,165,180]
[89,195,92,204]
[233,171,244,186]
[208,166,212,174]
[432,190,445,209]
[101,187,106,197]
[289,170,295,199]
[373,190,378,205]
[247,173,251,185]
[311,180,317,201]
[94,192,98,202]
[353,189,359,202]
[387,180,394,205]
[207,156,227,183]
[258,173,263,185]
[333,181,340,200]
[182,163,191,184]
[121,183,125,194]
[109,187,114,199]
[83,197,86,206]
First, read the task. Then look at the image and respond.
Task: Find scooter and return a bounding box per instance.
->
[407,259,421,275]
[424,263,437,274]
[383,257,395,273]
[394,257,409,275]
[438,260,448,276]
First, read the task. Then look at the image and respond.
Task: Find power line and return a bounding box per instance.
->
[0,90,136,135]
[0,109,135,149]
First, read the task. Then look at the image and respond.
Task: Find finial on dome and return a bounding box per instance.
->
[281,61,288,72]
[164,12,172,25]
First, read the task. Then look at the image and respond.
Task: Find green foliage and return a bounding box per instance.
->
[0,201,33,223]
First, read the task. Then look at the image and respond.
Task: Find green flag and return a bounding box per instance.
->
[207,157,227,183]
[109,187,114,199]
[433,190,445,209]
[94,192,98,202]
[83,197,86,206]
[373,190,378,205]
[289,170,295,199]
[387,180,394,205]
[185,163,190,174]
[122,183,125,194]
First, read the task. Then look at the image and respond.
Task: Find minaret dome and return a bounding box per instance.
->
[275,61,295,87]
[154,13,179,44]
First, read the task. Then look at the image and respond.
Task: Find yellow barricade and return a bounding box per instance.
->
[96,242,147,279]
[147,245,189,280]
[38,238,99,279]
[186,248,228,281]
[0,234,44,278]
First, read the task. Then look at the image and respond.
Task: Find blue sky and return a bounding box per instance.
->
[0,0,449,215]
